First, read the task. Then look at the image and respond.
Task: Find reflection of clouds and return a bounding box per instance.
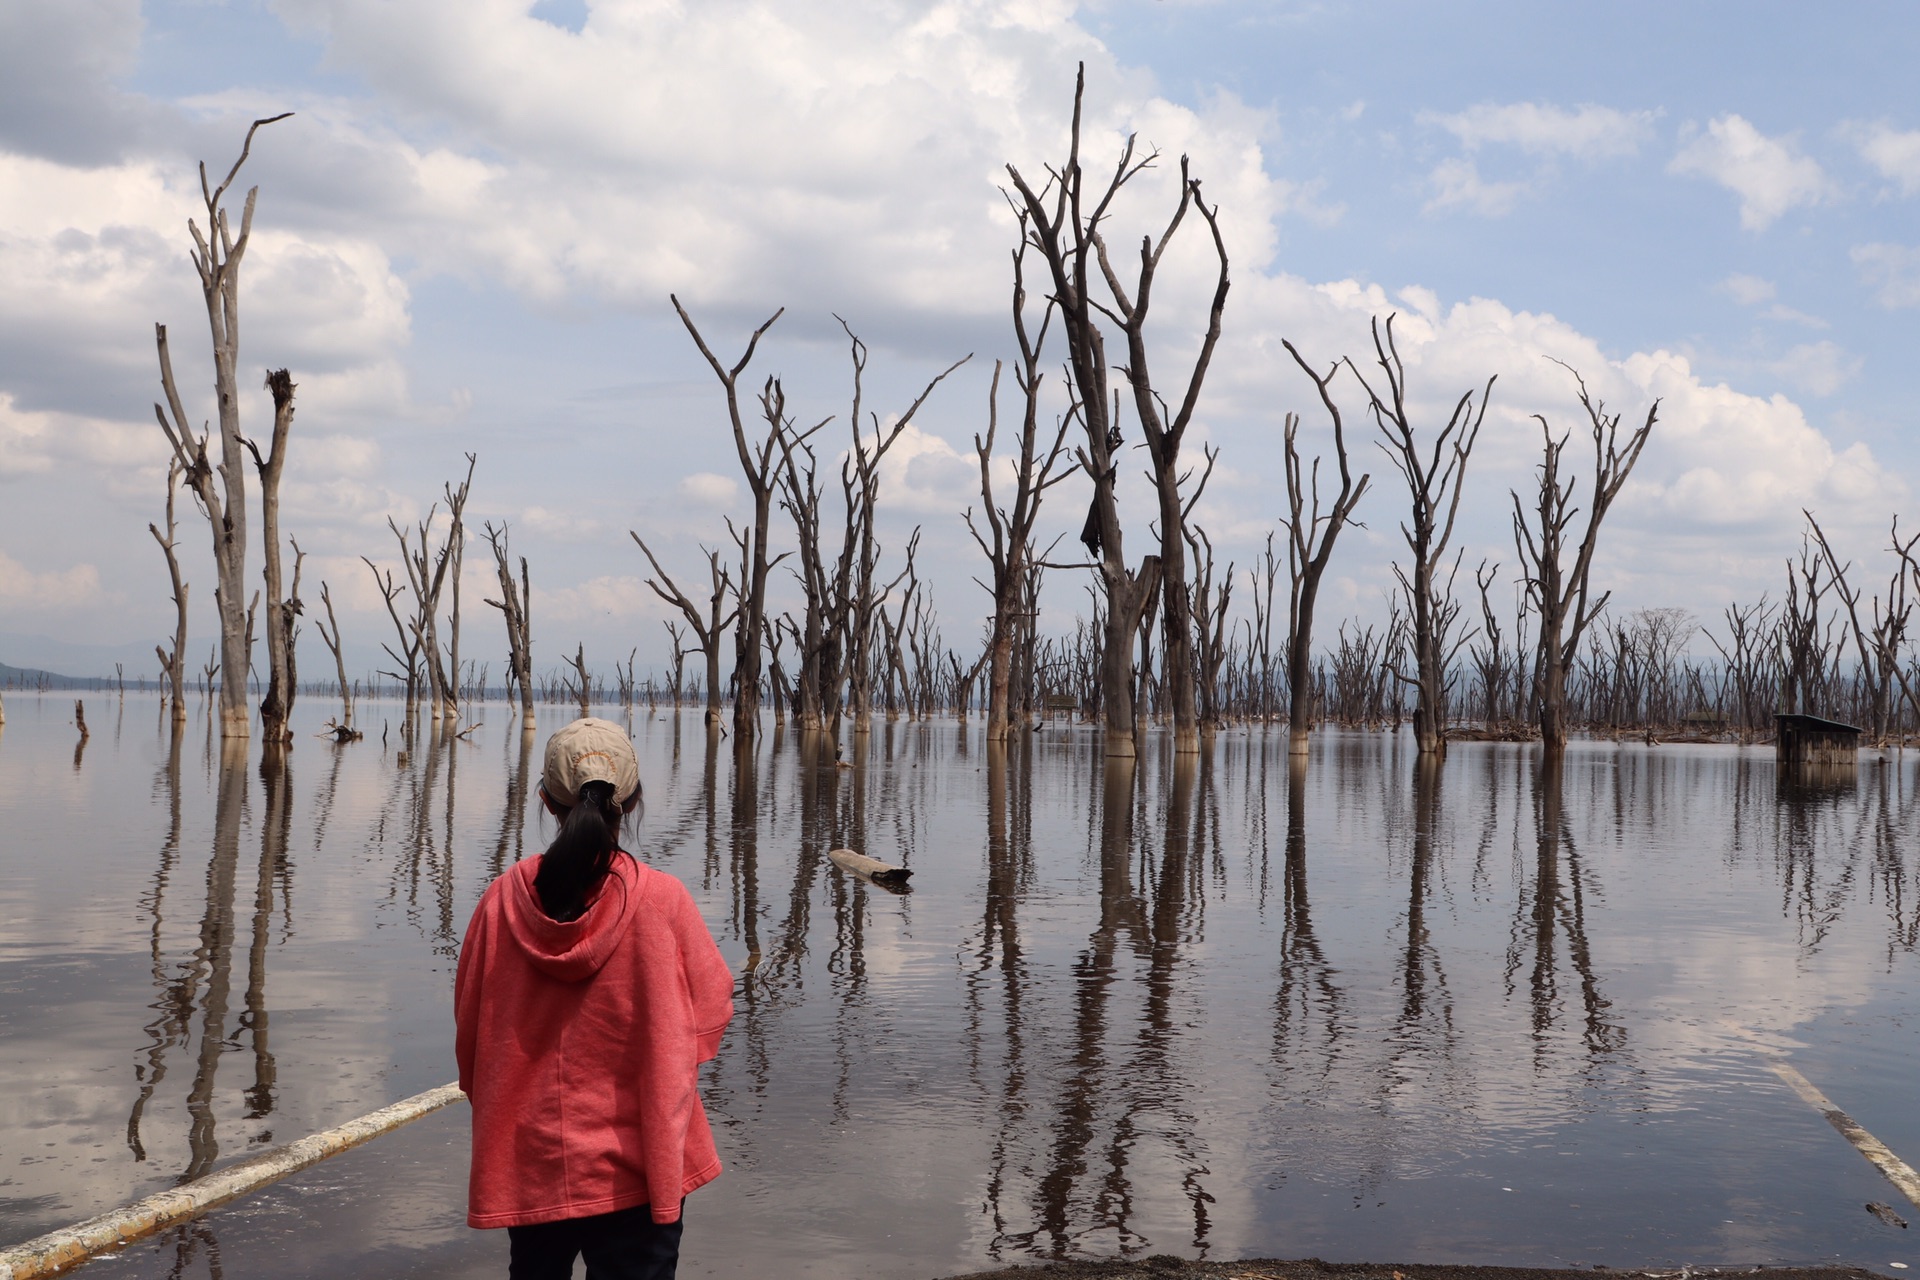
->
[4,706,1918,1269]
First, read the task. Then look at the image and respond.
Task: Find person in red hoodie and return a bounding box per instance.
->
[456,717,736,1280]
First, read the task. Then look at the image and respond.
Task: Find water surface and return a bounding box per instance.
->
[0,693,1915,1277]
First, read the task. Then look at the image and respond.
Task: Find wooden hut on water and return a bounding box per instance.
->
[1774,713,1862,767]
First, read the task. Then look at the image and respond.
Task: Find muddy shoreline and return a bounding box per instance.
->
[935,1260,1898,1280]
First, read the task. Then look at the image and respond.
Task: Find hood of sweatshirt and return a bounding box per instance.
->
[500,852,639,982]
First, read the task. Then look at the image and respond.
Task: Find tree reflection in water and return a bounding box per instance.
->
[970,734,1034,1254]
[127,722,187,1163]
[181,739,246,1181]
[23,703,1920,1276]
[1024,753,1143,1257]
[1271,754,1348,1092]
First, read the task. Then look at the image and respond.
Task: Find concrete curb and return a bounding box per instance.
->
[0,1082,466,1280]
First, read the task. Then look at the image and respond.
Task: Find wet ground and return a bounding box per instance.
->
[937,1262,1893,1280]
[0,693,1915,1278]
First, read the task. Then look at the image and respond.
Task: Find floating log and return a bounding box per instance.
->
[828,847,912,886]
[0,1083,466,1280]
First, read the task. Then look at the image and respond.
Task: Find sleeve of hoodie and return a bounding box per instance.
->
[676,885,735,1063]
[452,887,496,1096]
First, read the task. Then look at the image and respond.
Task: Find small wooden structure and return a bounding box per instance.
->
[1774,713,1861,768]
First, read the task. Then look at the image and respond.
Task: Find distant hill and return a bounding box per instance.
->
[0,661,110,690]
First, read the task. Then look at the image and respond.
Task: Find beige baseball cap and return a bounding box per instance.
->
[541,717,641,808]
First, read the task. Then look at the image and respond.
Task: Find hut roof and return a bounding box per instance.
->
[1774,713,1861,736]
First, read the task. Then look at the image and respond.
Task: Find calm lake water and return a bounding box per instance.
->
[1,692,1916,1278]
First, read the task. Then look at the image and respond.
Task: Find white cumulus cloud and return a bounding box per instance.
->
[1849,120,1920,196]
[1669,115,1834,231]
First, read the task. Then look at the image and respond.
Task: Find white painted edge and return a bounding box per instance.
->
[1767,1058,1920,1212]
[0,1082,466,1280]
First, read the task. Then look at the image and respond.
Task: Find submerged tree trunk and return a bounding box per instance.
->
[254,369,301,745]
[1513,367,1656,757]
[483,522,537,732]
[1348,315,1491,757]
[151,114,291,741]
[150,460,191,725]
[672,299,784,741]
[1279,343,1370,758]
[1006,66,1222,756]
[316,581,353,734]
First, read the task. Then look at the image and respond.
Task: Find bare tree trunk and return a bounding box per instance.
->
[1279,343,1371,757]
[1186,526,1233,737]
[1106,162,1231,757]
[363,557,422,733]
[569,644,591,719]
[772,334,959,746]
[970,232,1076,743]
[1347,315,1491,756]
[151,114,290,740]
[150,460,191,725]
[1809,512,1913,746]
[252,369,301,744]
[482,522,537,732]
[673,299,784,739]
[441,456,475,724]
[316,581,355,736]
[1005,66,1176,758]
[634,535,739,731]
[1512,368,1655,756]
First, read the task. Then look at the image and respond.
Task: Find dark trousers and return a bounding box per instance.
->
[506,1203,683,1280]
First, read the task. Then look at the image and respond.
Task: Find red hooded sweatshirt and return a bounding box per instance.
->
[455,851,735,1227]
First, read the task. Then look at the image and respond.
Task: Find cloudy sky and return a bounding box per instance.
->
[3,0,1918,681]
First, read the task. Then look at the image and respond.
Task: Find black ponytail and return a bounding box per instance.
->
[534,779,622,922]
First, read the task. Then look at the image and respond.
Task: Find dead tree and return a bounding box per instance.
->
[1005,65,1185,758]
[634,534,740,729]
[1705,598,1775,742]
[150,113,291,740]
[1244,533,1282,724]
[481,521,536,732]
[1098,133,1230,756]
[313,581,353,733]
[774,330,959,741]
[440,456,476,724]
[1808,512,1913,745]
[837,323,966,735]
[1186,526,1233,733]
[1779,533,1832,717]
[567,643,592,718]
[672,298,783,738]
[1348,314,1492,756]
[1882,523,1920,739]
[150,460,191,724]
[363,557,422,725]
[389,459,472,730]
[1469,561,1514,727]
[878,559,918,721]
[1006,67,1228,754]
[1278,343,1372,756]
[1510,367,1656,754]
[664,623,690,708]
[966,239,1076,741]
[249,369,302,743]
